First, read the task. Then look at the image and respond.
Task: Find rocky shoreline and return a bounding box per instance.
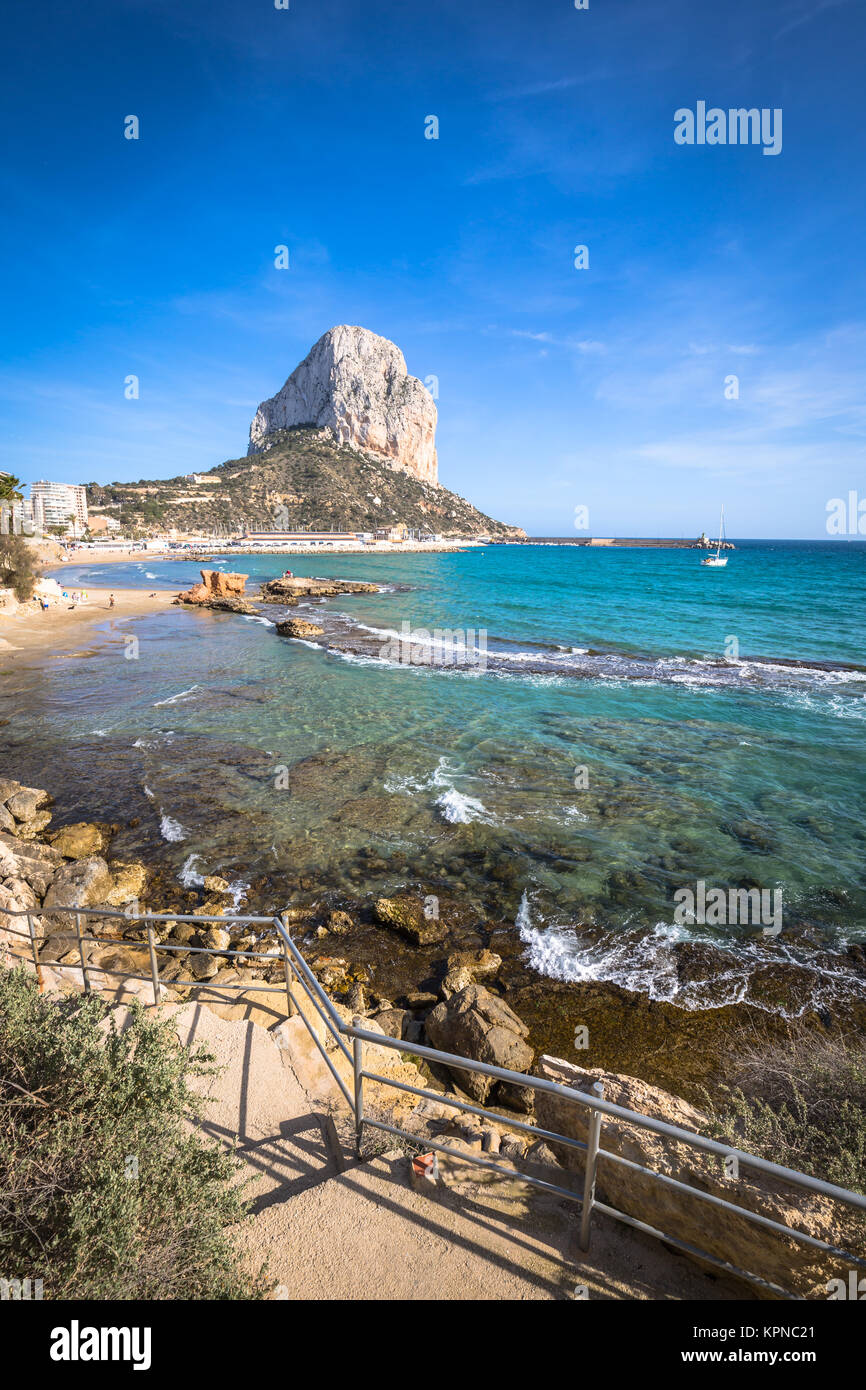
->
[7,559,866,1103]
[3,767,865,1106]
[2,772,862,1297]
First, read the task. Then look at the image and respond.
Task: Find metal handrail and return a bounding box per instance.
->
[3,903,865,1298]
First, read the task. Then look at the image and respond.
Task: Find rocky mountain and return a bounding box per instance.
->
[87,427,524,538]
[86,326,524,538]
[248,326,438,485]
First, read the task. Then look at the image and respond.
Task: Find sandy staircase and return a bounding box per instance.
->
[114,997,741,1302]
[6,939,743,1301]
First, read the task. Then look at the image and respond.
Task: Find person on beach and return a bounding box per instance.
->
[108,593,115,608]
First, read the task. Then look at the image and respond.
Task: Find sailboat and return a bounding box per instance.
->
[701,506,729,567]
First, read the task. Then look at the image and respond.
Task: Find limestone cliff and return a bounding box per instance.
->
[248,326,438,485]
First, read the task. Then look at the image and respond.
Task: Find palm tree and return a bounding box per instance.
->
[0,473,24,502]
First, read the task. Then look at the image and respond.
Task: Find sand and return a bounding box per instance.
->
[0,587,176,660]
[50,548,176,565]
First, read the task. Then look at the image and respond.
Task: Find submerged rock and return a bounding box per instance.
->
[373,894,447,945]
[48,822,113,860]
[326,910,353,935]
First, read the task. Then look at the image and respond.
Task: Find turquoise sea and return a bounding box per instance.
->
[4,540,865,1014]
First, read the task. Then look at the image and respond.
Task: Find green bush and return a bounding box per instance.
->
[703,1025,866,1196]
[0,534,37,601]
[0,966,266,1299]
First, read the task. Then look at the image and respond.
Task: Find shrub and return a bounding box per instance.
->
[0,966,266,1299]
[0,534,37,601]
[703,1024,866,1195]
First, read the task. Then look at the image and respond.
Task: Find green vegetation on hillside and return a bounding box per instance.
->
[0,966,266,1299]
[85,427,523,538]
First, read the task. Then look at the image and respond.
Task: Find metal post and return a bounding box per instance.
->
[146,926,160,1006]
[76,912,91,994]
[579,1080,605,1251]
[25,912,40,972]
[352,1015,365,1156]
[281,936,296,1018]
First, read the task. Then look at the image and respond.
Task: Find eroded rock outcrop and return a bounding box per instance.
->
[534,1056,857,1299]
[175,569,253,613]
[248,326,438,485]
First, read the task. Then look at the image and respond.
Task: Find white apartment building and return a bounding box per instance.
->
[29,481,89,537]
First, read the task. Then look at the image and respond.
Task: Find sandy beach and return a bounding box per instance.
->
[0,587,175,660]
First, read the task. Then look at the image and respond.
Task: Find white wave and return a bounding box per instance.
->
[179,853,205,887]
[153,684,199,708]
[779,689,866,721]
[243,615,275,626]
[733,658,866,684]
[387,758,505,825]
[435,786,491,823]
[133,731,174,748]
[143,784,154,799]
[352,620,396,638]
[384,772,432,794]
[91,729,109,737]
[145,571,157,579]
[328,647,407,668]
[225,879,251,911]
[515,892,862,1014]
[505,647,588,664]
[432,757,494,824]
[159,815,185,843]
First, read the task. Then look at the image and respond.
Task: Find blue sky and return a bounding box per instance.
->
[1,0,864,537]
